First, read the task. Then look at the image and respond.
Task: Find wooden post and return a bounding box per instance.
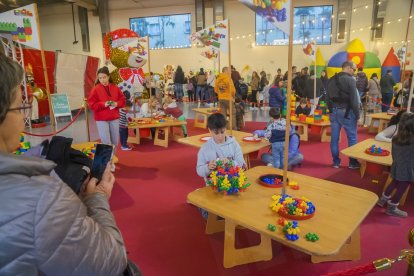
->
[147,36,152,99]
[407,72,414,113]
[313,56,317,107]
[227,19,233,135]
[84,98,90,142]
[282,0,294,196]
[401,0,413,83]
[34,4,55,131]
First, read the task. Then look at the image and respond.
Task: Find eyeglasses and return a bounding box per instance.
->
[8,103,32,117]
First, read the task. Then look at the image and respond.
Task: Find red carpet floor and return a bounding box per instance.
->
[109,120,413,276]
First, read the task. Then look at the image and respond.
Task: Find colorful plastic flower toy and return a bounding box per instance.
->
[267,224,277,232]
[269,194,316,217]
[305,232,319,242]
[13,133,31,155]
[282,220,300,241]
[206,159,251,195]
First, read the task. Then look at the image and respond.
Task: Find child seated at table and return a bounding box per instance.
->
[295,98,311,116]
[163,96,188,137]
[196,113,246,179]
[140,96,163,117]
[119,100,133,151]
[376,112,414,217]
[265,107,287,169]
[375,110,405,142]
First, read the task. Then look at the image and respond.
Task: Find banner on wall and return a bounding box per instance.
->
[200,46,219,61]
[239,0,290,35]
[191,19,229,53]
[0,4,41,49]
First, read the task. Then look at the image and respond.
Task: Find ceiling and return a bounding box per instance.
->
[0,0,96,13]
[108,0,195,10]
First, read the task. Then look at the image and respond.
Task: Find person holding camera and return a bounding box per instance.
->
[0,53,127,274]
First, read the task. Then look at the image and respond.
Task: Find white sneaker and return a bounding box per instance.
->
[267,163,273,167]
[121,146,132,151]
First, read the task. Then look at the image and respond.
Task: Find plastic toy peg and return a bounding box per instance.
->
[372,179,379,184]
[267,224,277,232]
[278,217,287,226]
[305,232,319,242]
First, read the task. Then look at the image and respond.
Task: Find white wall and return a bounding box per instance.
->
[38,3,102,60]
[37,0,413,79]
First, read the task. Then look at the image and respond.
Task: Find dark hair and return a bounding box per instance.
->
[95,66,112,85]
[387,69,392,74]
[0,53,24,124]
[125,100,133,107]
[389,110,406,126]
[342,61,355,69]
[371,73,378,79]
[207,113,227,130]
[269,107,281,119]
[299,98,307,104]
[176,66,183,73]
[358,68,363,72]
[392,113,414,146]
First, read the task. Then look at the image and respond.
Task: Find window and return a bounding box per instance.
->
[256,5,333,46]
[130,14,192,49]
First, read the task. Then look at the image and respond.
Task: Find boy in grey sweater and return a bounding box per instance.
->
[196,113,246,178]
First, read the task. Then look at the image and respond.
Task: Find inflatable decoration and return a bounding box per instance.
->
[310,48,326,77]
[382,48,401,81]
[103,29,147,99]
[327,38,381,79]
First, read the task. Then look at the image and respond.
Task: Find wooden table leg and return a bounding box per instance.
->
[368,119,379,133]
[383,174,410,206]
[311,226,361,263]
[205,213,225,234]
[127,127,140,145]
[223,219,272,268]
[359,160,367,178]
[295,123,308,141]
[244,154,251,169]
[194,113,208,128]
[321,126,331,142]
[378,119,387,133]
[154,127,169,148]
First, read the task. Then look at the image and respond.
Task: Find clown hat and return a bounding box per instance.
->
[103,29,140,60]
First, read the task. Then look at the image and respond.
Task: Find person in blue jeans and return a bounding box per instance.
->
[264,107,286,169]
[380,69,396,112]
[261,132,303,170]
[326,61,360,169]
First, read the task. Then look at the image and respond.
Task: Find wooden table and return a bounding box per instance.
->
[72,142,118,164]
[128,118,186,148]
[291,119,333,142]
[341,138,409,205]
[178,130,270,168]
[192,107,220,128]
[187,166,377,268]
[367,112,392,133]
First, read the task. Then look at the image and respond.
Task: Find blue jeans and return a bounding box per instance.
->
[119,127,128,147]
[381,92,393,112]
[174,84,183,100]
[329,107,358,166]
[261,152,303,167]
[196,86,205,102]
[271,141,285,169]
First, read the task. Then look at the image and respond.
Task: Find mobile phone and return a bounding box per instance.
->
[90,144,114,181]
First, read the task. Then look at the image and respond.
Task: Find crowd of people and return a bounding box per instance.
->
[1,48,414,274]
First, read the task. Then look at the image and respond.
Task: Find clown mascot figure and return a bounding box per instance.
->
[104,29,147,100]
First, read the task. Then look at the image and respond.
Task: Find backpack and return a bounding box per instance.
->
[43,136,92,194]
[239,83,248,100]
[327,74,351,118]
